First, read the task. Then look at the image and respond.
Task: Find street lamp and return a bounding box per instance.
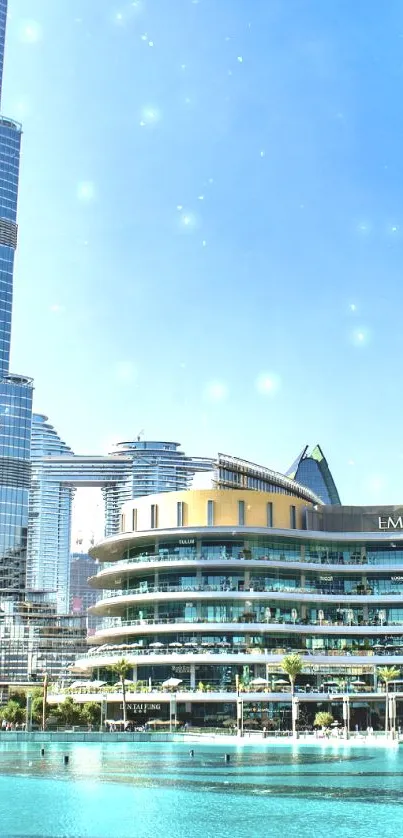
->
[42,672,48,732]
[235,674,244,737]
[342,695,350,739]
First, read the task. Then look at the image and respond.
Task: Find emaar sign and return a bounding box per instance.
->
[378,516,403,530]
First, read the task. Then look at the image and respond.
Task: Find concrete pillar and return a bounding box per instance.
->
[132,665,137,682]
[190,664,196,689]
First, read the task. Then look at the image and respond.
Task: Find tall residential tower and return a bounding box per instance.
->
[0,0,33,603]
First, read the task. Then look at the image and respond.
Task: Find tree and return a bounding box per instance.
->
[378,666,400,735]
[314,711,334,730]
[111,658,132,727]
[281,653,303,737]
[1,700,25,725]
[30,688,46,725]
[8,690,26,709]
[81,702,101,727]
[55,697,81,727]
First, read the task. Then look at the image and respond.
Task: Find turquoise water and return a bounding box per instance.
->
[0,741,402,837]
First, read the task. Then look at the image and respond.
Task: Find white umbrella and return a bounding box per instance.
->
[169,642,183,648]
[184,641,197,647]
[274,678,289,685]
[149,642,164,648]
[162,677,183,688]
[250,677,268,687]
[113,679,134,687]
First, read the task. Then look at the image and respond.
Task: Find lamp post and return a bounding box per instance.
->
[25,693,32,732]
[100,695,107,732]
[388,694,396,739]
[235,674,243,737]
[292,697,299,737]
[342,695,350,739]
[42,673,48,732]
[170,693,177,733]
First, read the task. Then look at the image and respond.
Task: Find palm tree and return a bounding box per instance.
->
[111,658,132,728]
[378,666,400,735]
[281,653,303,737]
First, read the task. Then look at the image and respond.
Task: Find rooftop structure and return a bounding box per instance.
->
[286,444,341,505]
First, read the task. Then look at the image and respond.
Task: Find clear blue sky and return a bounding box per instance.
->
[4,0,403,505]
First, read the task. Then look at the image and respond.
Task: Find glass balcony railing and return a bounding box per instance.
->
[99,584,403,600]
[79,643,403,662]
[94,614,403,630]
[100,551,403,571]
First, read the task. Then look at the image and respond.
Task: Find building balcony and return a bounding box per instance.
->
[76,646,403,669]
[92,585,403,613]
[91,552,403,583]
[88,618,403,642]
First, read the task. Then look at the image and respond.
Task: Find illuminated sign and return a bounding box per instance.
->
[378,516,403,530]
[125,703,161,713]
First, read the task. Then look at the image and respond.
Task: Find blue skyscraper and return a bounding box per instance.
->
[0,1,33,601]
[286,444,341,505]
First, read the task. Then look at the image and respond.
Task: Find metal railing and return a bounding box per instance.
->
[100,583,403,599]
[99,551,403,570]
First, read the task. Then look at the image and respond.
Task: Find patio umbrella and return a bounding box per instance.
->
[169,642,183,648]
[250,678,268,687]
[149,642,164,648]
[323,681,339,686]
[331,720,340,727]
[351,680,366,686]
[113,679,134,687]
[162,677,183,688]
[274,679,289,685]
[184,641,197,647]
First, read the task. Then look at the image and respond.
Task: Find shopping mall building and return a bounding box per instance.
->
[54,457,403,730]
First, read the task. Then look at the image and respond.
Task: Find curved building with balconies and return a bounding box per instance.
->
[69,489,403,730]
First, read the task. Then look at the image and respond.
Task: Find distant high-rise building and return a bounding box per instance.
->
[286,445,341,505]
[70,552,100,630]
[0,0,33,604]
[27,420,214,613]
[27,414,73,611]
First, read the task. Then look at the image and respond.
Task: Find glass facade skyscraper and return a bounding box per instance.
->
[0,1,34,605]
